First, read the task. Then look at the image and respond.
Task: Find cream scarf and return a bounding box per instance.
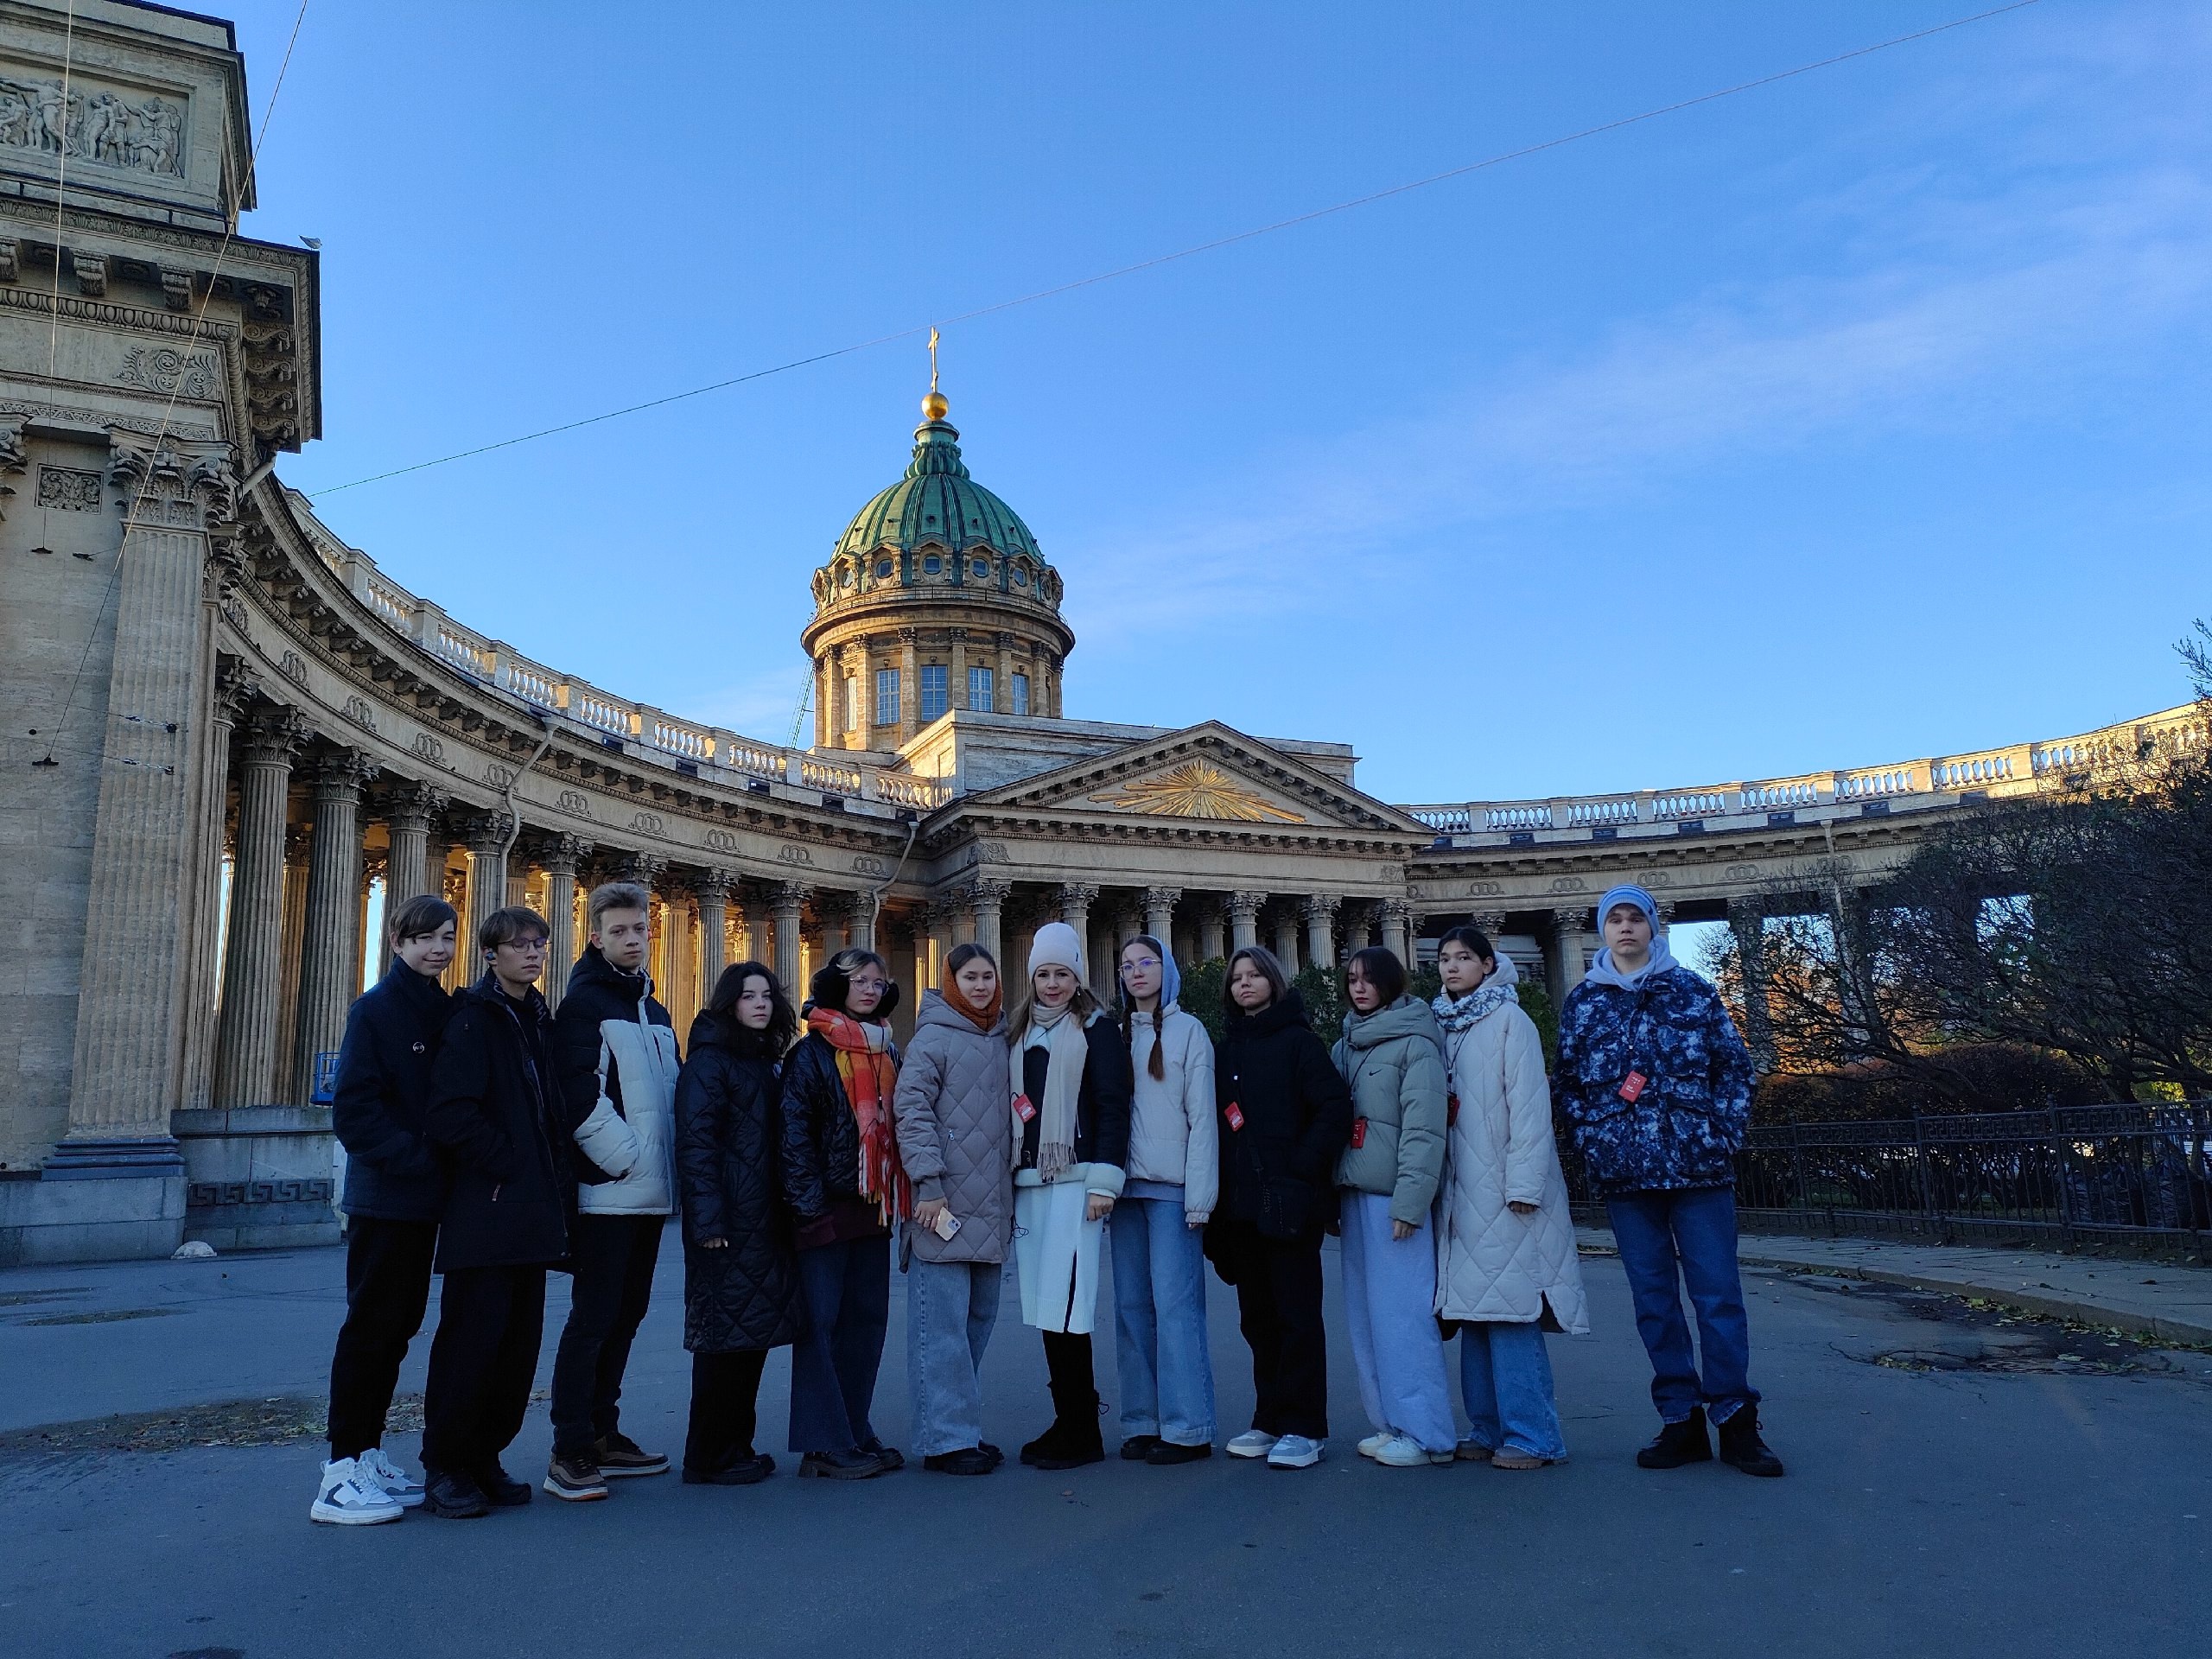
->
[1011,1003,1092,1183]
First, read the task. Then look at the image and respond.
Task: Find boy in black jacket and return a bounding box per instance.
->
[418,906,568,1519]
[312,894,459,1526]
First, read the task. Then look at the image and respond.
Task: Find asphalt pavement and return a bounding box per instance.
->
[3,1228,2209,1658]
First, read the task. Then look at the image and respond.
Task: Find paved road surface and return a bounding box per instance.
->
[3,1231,2208,1658]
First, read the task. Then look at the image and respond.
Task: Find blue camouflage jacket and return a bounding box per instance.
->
[1555,966,1756,1195]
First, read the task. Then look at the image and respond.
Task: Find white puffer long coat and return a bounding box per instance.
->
[1433,965,1589,1332]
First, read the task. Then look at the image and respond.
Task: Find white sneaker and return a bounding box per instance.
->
[357,1446,426,1509]
[1226,1429,1280,1459]
[1266,1434,1324,1469]
[310,1458,404,1526]
[1357,1431,1395,1460]
[1372,1434,1451,1468]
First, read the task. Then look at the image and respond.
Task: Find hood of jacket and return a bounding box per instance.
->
[1225,988,1310,1042]
[914,986,1007,1042]
[1584,931,1677,992]
[1340,993,1442,1052]
[565,942,656,1011]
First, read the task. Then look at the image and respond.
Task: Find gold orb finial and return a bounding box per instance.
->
[922,389,949,421]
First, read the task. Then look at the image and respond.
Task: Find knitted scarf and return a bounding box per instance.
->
[806,1007,907,1224]
[1433,958,1521,1034]
[1011,1003,1091,1183]
[949,977,1003,1033]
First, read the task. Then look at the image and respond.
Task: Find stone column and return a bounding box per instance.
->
[1727,895,1777,1073]
[1056,882,1097,939]
[1271,907,1301,976]
[968,878,1009,965]
[213,707,307,1109]
[1227,891,1263,953]
[898,627,919,741]
[52,442,237,1178]
[1548,906,1593,1003]
[292,749,378,1103]
[817,889,852,957]
[813,654,832,750]
[379,782,448,972]
[696,868,734,999]
[922,901,956,990]
[729,894,755,964]
[1140,887,1179,953]
[950,627,969,710]
[459,812,515,952]
[539,834,591,1011]
[850,888,880,952]
[995,632,1015,714]
[1197,898,1226,964]
[1378,900,1410,963]
[770,881,807,995]
[273,826,314,1101]
[1471,910,1509,939]
[181,661,257,1113]
[1301,895,1338,974]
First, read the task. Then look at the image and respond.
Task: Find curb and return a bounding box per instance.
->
[1734,1248,2212,1349]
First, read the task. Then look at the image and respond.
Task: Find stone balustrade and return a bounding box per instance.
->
[1404,705,2206,846]
[297,493,951,813]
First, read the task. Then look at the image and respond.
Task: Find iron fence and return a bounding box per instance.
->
[1564,1103,2212,1262]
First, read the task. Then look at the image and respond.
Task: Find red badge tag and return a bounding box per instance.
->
[1014,1093,1037,1122]
[1618,1070,1648,1103]
[1349,1118,1368,1150]
[1225,1102,1245,1132]
[1446,1091,1460,1128]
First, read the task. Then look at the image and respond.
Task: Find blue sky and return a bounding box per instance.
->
[232,0,2209,806]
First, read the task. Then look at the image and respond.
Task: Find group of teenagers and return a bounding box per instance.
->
[311,874,1785,1526]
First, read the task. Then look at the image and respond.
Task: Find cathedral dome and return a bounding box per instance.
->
[833,412,1044,567]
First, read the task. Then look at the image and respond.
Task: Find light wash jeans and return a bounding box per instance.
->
[1459,1321,1567,1460]
[1338,1192,1456,1453]
[1109,1196,1217,1446]
[905,1256,1002,1458]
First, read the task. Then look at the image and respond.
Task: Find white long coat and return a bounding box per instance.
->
[1433,976,1589,1332]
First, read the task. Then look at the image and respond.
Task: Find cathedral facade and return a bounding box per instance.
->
[0,0,2194,1264]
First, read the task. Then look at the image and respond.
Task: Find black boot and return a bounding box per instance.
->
[1717,1410,1785,1478]
[1025,1332,1105,1471]
[1637,1408,1713,1470]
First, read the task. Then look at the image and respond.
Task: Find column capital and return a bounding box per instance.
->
[1550,905,1591,932]
[308,747,378,803]
[383,780,450,833]
[1655,900,1679,924]
[533,831,594,877]
[965,876,1013,906]
[612,851,669,887]
[1141,886,1183,909]
[1227,890,1266,920]
[212,658,260,723]
[241,704,309,766]
[1377,899,1411,925]
[1299,893,1338,923]
[1055,882,1099,910]
[1726,893,1766,925]
[949,625,969,643]
[459,810,517,855]
[694,865,736,904]
[1471,910,1509,935]
[769,880,810,911]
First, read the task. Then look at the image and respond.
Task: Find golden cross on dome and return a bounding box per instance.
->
[928,327,940,395]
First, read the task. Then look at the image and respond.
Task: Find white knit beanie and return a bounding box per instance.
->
[1027,920,1084,980]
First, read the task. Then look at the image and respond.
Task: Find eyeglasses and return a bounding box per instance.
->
[1120,957,1160,973]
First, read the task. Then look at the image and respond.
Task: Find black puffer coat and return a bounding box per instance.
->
[675,1013,800,1353]
[779,1026,891,1223]
[1211,990,1355,1240]
[331,961,452,1221]
[1015,1013,1136,1178]
[425,975,571,1272]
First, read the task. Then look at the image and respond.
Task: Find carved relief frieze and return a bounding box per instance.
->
[277,650,307,684]
[341,695,377,733]
[628,810,664,835]
[118,343,220,398]
[483,762,516,789]
[776,842,814,867]
[35,464,101,511]
[409,732,446,766]
[558,789,594,817]
[702,828,739,852]
[0,71,187,178]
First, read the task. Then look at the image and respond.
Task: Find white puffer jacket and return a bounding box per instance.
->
[1122,1004,1218,1223]
[572,1005,682,1217]
[1433,965,1589,1332]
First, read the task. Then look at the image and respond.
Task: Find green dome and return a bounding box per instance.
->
[833,416,1042,563]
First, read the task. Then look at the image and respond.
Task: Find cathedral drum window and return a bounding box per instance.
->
[875,557,894,581]
[971,557,990,579]
[924,553,943,575]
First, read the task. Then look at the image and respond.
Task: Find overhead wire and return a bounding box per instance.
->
[39,0,314,768]
[309,0,2041,499]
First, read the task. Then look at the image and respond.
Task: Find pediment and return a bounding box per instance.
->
[961,723,1430,838]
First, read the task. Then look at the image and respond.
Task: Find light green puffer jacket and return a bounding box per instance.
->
[1331,995,1449,1228]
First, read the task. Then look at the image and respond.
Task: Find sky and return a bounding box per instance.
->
[219,0,2211,808]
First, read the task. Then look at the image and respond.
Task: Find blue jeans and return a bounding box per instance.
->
[1338,1192,1456,1452]
[1109,1197,1217,1446]
[1459,1321,1567,1460]
[1606,1187,1759,1425]
[789,1234,890,1454]
[906,1257,1002,1458]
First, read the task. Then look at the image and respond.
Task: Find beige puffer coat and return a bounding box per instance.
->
[1433,962,1589,1332]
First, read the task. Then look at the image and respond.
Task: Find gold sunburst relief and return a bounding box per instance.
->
[1088,760,1306,823]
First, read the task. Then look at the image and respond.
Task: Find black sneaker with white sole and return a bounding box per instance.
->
[594,1431,670,1478]
[545,1453,610,1501]
[421,1469,490,1519]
